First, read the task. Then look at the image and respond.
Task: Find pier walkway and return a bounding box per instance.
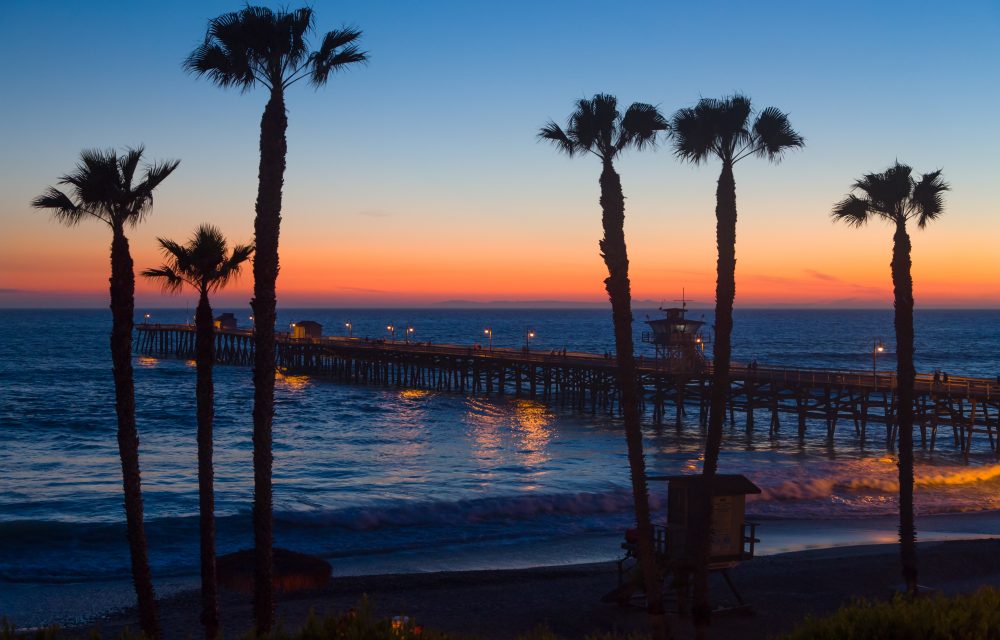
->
[136,323,998,455]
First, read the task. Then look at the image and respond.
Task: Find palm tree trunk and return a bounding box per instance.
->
[109,225,160,639]
[195,290,219,639]
[693,159,738,637]
[599,160,671,640]
[251,86,288,632]
[891,218,918,595]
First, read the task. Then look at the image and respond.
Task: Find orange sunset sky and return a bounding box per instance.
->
[1,1,997,309]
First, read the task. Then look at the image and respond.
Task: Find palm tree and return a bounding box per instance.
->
[671,95,802,634]
[184,6,366,629]
[31,147,179,639]
[832,162,948,595]
[143,225,253,639]
[539,94,671,640]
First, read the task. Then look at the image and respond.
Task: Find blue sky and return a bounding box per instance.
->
[1,0,997,307]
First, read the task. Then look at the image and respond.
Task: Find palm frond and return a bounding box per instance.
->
[308,28,367,86]
[911,169,949,228]
[36,147,175,235]
[118,146,145,190]
[211,242,254,292]
[589,94,619,155]
[854,163,912,218]
[141,266,186,294]
[127,158,181,227]
[185,9,261,90]
[752,106,804,162]
[67,148,121,209]
[30,187,92,226]
[831,194,872,228]
[567,97,599,154]
[715,95,753,156]
[617,102,668,151]
[671,103,717,164]
[157,237,191,266]
[538,121,577,156]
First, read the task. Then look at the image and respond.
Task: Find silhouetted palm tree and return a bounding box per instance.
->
[31,147,179,639]
[832,162,948,595]
[671,95,802,635]
[540,94,671,640]
[184,7,366,629]
[143,225,253,639]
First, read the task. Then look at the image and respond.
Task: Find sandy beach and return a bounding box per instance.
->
[62,537,1000,639]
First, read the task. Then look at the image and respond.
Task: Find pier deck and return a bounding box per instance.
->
[136,323,998,454]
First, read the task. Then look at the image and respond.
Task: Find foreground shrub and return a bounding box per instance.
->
[2,604,650,640]
[781,587,1000,639]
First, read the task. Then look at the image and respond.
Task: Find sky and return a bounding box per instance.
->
[1,0,997,309]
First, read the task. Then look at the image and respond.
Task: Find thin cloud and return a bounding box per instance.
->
[805,269,840,282]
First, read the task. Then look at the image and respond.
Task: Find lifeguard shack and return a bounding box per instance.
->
[641,293,708,373]
[659,474,760,568]
[291,320,322,339]
[608,473,760,610]
[214,313,238,331]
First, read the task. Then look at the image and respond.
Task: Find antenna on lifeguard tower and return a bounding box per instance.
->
[673,288,696,312]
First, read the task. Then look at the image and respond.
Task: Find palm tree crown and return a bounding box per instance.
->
[143,225,253,295]
[672,94,803,165]
[832,162,949,229]
[183,6,367,91]
[538,94,668,161]
[31,146,179,227]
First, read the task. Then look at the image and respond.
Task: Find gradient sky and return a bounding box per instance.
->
[1,0,997,309]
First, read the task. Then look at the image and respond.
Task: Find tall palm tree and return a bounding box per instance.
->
[31,147,179,639]
[539,94,671,640]
[671,95,802,634]
[832,162,948,595]
[143,225,253,639]
[184,6,366,629]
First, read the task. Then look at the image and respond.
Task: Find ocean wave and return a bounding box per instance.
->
[273,489,661,530]
[755,463,1000,502]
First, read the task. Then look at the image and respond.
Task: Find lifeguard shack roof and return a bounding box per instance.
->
[647,474,761,496]
[295,320,322,328]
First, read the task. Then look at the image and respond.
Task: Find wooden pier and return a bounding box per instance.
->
[136,324,999,454]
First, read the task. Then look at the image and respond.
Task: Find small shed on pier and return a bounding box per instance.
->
[214,313,238,331]
[291,320,322,339]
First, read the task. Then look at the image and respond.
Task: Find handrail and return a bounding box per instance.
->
[136,323,998,395]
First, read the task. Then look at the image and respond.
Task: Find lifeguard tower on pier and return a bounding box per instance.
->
[641,291,709,373]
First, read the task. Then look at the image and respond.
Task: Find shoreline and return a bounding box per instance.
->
[5,510,1000,630]
[58,537,1000,639]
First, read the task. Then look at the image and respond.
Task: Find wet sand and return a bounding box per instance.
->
[68,537,1000,639]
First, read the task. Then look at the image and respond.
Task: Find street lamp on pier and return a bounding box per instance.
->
[484,327,493,352]
[345,321,352,338]
[406,324,415,343]
[143,313,150,324]
[873,338,886,381]
[387,324,396,342]
[525,328,535,352]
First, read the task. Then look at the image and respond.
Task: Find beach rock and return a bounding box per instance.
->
[217,547,332,594]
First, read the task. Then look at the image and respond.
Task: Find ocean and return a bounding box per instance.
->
[2,308,999,625]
